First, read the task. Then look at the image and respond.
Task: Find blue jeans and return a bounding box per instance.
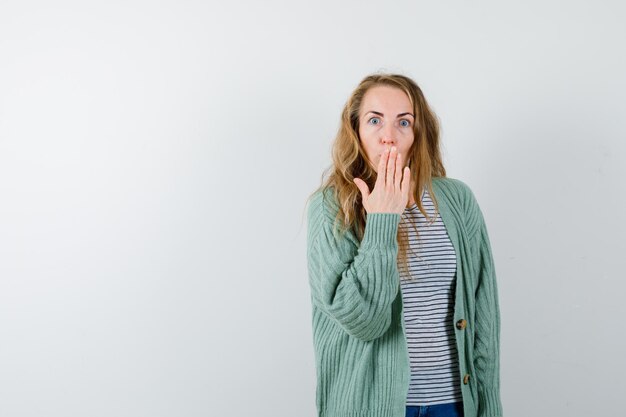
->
[405,401,464,417]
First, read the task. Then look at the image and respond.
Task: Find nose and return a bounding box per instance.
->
[381,135,396,147]
[381,124,396,146]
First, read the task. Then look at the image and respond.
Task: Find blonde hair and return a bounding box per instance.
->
[307,72,447,280]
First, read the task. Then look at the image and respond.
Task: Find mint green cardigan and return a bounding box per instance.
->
[306,176,503,417]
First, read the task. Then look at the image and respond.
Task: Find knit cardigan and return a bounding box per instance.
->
[306,176,503,417]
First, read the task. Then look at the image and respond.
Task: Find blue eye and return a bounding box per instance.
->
[368,117,381,125]
[400,119,410,127]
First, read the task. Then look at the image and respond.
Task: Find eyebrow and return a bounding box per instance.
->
[365,111,414,119]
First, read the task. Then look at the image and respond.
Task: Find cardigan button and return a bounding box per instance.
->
[456,319,467,330]
[463,374,470,384]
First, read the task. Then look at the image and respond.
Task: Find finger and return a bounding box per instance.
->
[386,146,397,188]
[376,148,389,188]
[400,166,410,196]
[353,178,370,200]
[394,152,402,190]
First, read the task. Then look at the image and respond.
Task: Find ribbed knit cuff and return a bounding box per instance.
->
[477,385,503,417]
[320,405,406,417]
[361,213,401,247]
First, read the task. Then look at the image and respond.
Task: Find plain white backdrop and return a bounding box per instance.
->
[1,0,625,416]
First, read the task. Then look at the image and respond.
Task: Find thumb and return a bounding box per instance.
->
[353,178,370,200]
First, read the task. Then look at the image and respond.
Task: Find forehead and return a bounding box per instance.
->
[361,85,412,111]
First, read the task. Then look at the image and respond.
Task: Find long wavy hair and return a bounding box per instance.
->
[307,72,447,280]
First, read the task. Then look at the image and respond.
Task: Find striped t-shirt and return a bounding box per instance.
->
[398,187,463,406]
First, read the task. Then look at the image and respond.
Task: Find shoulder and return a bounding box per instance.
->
[432,176,484,236]
[307,186,340,221]
[432,176,479,207]
[306,186,341,239]
[306,186,361,248]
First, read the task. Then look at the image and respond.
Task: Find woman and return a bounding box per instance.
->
[306,73,503,417]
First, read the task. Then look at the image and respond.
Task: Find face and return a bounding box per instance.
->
[358,85,415,171]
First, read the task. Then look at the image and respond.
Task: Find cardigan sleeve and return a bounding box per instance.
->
[470,196,504,417]
[306,190,401,342]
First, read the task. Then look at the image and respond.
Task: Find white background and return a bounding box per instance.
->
[1,1,625,416]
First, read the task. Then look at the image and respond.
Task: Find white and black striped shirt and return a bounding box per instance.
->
[398,188,463,406]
